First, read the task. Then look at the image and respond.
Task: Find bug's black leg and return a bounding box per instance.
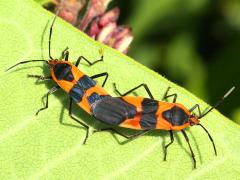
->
[91,72,109,87]
[163,130,174,161]
[113,83,154,99]
[75,49,104,67]
[48,13,58,60]
[36,85,60,115]
[68,98,89,144]
[93,128,150,141]
[60,47,69,61]
[163,87,177,103]
[189,104,202,117]
[27,74,52,81]
[181,130,196,169]
[198,123,217,156]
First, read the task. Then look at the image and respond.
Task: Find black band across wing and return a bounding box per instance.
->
[69,75,97,103]
[139,98,158,129]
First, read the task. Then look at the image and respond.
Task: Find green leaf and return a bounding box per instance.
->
[34,0,51,6]
[0,0,239,179]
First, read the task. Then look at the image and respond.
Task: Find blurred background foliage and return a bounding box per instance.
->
[36,0,239,123]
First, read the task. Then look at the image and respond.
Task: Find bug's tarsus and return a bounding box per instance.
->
[198,86,235,119]
[68,98,89,144]
[27,74,52,81]
[91,72,109,87]
[163,130,174,161]
[36,85,60,115]
[198,123,217,155]
[181,130,196,169]
[75,54,104,67]
[113,83,154,99]
[163,87,177,103]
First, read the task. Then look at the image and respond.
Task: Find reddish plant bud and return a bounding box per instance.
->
[56,0,85,25]
[114,33,133,54]
[45,0,133,54]
[87,18,101,38]
[97,22,117,43]
[86,7,133,53]
[99,7,120,27]
[79,0,112,30]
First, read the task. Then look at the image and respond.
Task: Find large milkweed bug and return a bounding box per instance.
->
[6,13,110,144]
[6,12,235,169]
[92,83,235,169]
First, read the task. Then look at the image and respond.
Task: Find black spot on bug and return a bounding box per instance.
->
[78,75,96,90]
[53,63,74,81]
[69,75,97,103]
[140,98,158,129]
[69,84,84,103]
[162,106,188,126]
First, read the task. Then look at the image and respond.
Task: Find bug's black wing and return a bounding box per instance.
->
[91,97,137,125]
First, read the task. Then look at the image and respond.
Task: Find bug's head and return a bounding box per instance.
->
[162,105,199,126]
[48,59,58,68]
[188,114,200,126]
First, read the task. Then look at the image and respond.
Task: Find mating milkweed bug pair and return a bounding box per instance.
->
[6,13,235,169]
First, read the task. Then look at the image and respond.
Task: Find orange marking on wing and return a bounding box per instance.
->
[119,113,142,130]
[121,96,144,112]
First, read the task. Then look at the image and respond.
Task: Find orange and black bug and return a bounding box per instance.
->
[6,14,110,144]
[6,13,235,169]
[92,84,235,168]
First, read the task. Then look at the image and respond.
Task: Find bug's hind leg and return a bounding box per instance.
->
[93,128,150,143]
[163,87,177,103]
[68,98,89,144]
[163,130,174,161]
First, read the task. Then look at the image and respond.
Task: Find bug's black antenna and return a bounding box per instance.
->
[198,86,235,119]
[49,10,59,60]
[198,123,217,155]
[5,60,48,72]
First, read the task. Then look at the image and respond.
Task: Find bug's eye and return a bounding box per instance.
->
[189,119,195,126]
